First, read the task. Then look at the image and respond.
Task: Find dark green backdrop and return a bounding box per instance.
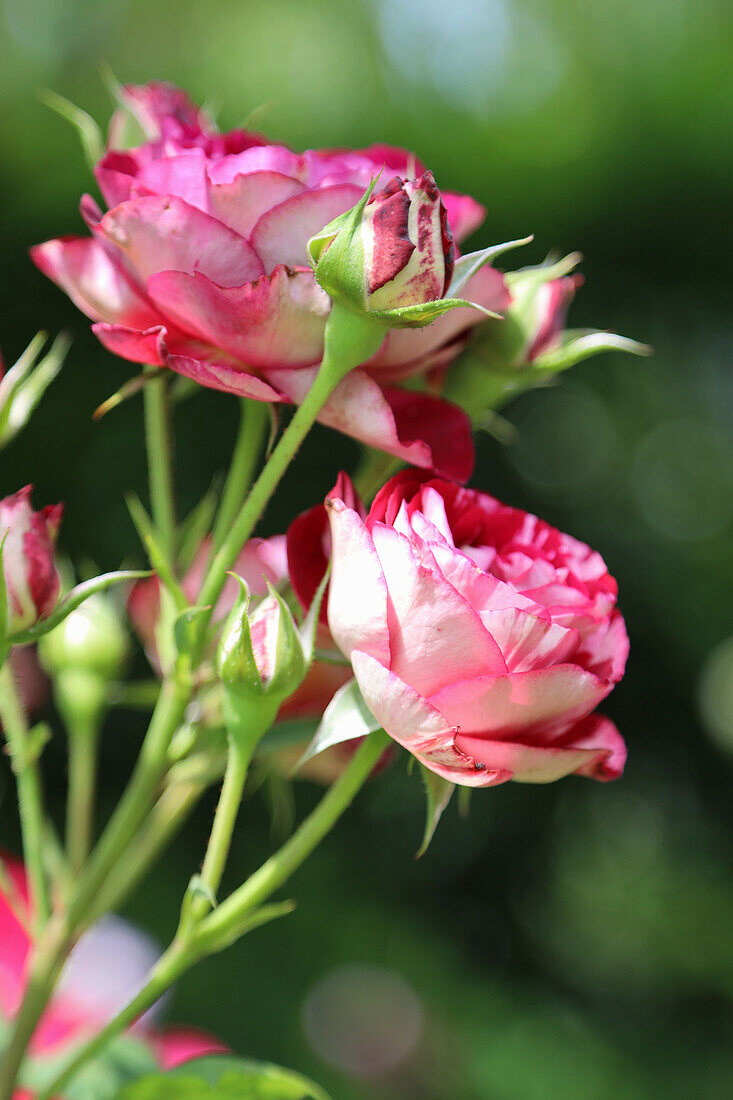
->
[1,1,732,1096]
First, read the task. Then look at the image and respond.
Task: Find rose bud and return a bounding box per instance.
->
[325,470,628,788]
[0,487,63,638]
[39,592,130,730]
[309,171,455,316]
[217,580,309,747]
[446,254,650,415]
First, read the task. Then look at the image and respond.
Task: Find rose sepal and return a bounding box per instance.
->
[0,333,69,450]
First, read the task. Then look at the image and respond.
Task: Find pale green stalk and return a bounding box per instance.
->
[39,730,389,1099]
[212,398,269,550]
[143,370,176,560]
[0,661,51,929]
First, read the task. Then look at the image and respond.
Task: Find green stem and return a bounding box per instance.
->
[196,306,386,647]
[65,719,99,875]
[143,369,176,561]
[0,661,51,930]
[40,730,389,1099]
[212,399,269,551]
[196,730,389,952]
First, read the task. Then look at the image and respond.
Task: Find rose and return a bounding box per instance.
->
[0,857,224,1095]
[31,82,509,481]
[0,487,63,636]
[325,470,628,786]
[308,171,455,313]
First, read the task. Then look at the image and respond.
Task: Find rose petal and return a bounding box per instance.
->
[269,367,474,481]
[97,195,264,285]
[429,664,611,740]
[369,523,506,696]
[30,237,159,328]
[455,712,626,783]
[156,1027,228,1069]
[250,184,363,272]
[351,650,508,788]
[209,172,305,237]
[162,348,285,403]
[147,266,329,369]
[326,499,391,666]
[93,323,167,365]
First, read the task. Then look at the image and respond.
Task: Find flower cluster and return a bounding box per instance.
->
[0,78,644,1100]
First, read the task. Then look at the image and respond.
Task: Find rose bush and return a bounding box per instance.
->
[324,470,628,786]
[31,82,510,481]
[0,858,223,1097]
[0,488,63,636]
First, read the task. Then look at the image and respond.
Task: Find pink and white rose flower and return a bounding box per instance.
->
[325,470,628,787]
[32,82,509,482]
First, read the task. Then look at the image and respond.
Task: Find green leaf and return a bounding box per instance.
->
[8,571,151,645]
[448,235,533,297]
[416,763,455,858]
[295,678,381,772]
[37,89,104,169]
[120,1056,331,1100]
[178,485,221,571]
[125,493,187,610]
[15,1033,158,1099]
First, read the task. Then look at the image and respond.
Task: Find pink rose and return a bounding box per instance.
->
[325,470,628,786]
[31,82,509,482]
[0,487,63,635]
[0,856,225,1094]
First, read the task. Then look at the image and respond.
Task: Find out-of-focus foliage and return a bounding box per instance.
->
[0,1,731,1097]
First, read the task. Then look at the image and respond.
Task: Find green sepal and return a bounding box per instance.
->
[0,534,8,667]
[37,89,104,170]
[93,370,153,421]
[416,763,455,858]
[505,251,583,294]
[262,583,307,699]
[368,295,500,328]
[125,493,187,610]
[118,1053,330,1100]
[308,178,378,310]
[0,332,69,450]
[216,577,260,691]
[295,677,381,773]
[7,570,151,645]
[174,605,212,659]
[447,235,533,298]
[198,899,297,955]
[178,484,221,571]
[531,329,652,373]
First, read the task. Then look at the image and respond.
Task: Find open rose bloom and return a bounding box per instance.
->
[31,82,509,481]
[0,859,223,1095]
[325,471,628,786]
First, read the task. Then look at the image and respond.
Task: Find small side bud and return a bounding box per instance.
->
[216,579,308,749]
[39,592,130,730]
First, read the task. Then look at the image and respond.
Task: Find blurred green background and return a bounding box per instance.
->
[2,0,733,1096]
